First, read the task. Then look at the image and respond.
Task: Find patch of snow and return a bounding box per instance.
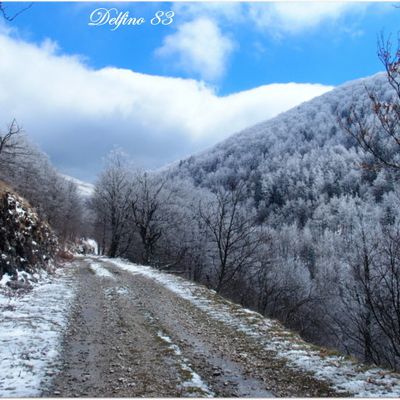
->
[157,331,173,344]
[108,257,400,398]
[0,273,12,287]
[104,286,129,298]
[116,287,129,296]
[86,239,98,255]
[89,262,114,280]
[0,265,76,396]
[156,330,213,397]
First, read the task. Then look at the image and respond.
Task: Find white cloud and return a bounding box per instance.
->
[158,2,370,79]
[248,2,364,34]
[172,3,244,24]
[156,17,235,81]
[0,32,332,181]
[172,2,369,36]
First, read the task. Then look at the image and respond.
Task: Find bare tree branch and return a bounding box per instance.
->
[0,2,33,21]
[339,33,400,171]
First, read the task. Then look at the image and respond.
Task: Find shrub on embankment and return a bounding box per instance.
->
[0,181,59,288]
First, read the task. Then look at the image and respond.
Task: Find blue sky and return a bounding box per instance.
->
[0,2,399,181]
[6,2,398,94]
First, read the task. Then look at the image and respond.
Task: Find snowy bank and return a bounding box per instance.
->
[0,265,76,396]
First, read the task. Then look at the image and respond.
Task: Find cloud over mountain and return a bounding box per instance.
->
[0,31,332,181]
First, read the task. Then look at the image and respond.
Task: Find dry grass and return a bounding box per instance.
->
[0,180,35,211]
[57,249,74,261]
[0,179,12,194]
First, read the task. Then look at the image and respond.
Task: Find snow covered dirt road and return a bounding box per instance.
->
[2,260,400,397]
[44,257,343,398]
[31,256,400,398]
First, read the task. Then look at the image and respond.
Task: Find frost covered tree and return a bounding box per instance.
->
[92,150,133,257]
[0,123,84,243]
[148,178,208,276]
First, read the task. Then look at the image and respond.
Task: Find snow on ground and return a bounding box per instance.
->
[86,239,98,255]
[108,257,400,398]
[0,272,12,286]
[156,330,214,397]
[0,266,76,397]
[89,261,115,279]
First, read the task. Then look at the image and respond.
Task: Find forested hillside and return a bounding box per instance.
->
[171,72,388,204]
[91,70,400,372]
[164,71,400,364]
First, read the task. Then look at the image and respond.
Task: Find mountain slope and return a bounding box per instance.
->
[170,73,391,208]
[61,174,94,198]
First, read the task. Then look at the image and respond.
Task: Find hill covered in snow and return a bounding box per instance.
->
[169,73,392,216]
[153,72,400,371]
[61,174,94,198]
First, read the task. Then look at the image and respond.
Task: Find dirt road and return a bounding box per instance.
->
[44,257,340,397]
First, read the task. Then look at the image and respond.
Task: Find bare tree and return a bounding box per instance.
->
[0,2,33,21]
[130,171,176,264]
[0,120,26,166]
[199,182,261,293]
[343,219,379,365]
[366,226,400,369]
[336,33,400,369]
